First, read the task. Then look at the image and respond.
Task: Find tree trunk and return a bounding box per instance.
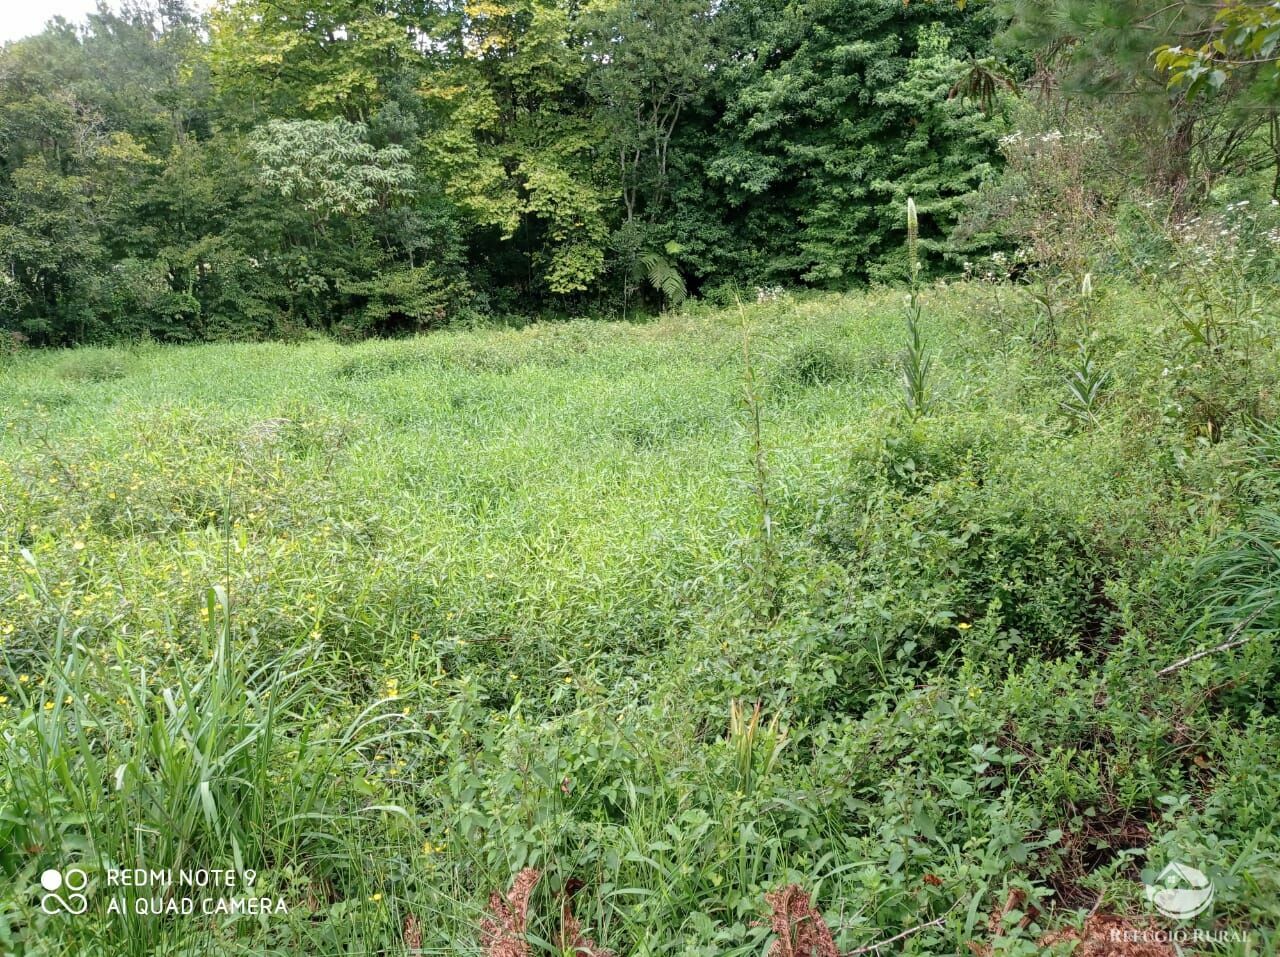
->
[1160,111,1198,213]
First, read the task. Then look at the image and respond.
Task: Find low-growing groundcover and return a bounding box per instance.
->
[1,285,1278,955]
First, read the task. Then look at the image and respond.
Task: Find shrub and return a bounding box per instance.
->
[775,341,859,390]
[818,419,1113,682]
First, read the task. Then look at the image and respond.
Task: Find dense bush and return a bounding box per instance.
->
[823,422,1112,668]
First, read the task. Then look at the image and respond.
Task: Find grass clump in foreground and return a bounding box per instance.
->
[1,284,1279,955]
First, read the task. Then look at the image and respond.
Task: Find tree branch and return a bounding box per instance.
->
[843,916,947,956]
[1157,607,1269,677]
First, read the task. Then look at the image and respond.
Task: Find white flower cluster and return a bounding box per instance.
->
[1169,199,1275,267]
[962,246,1031,283]
[754,285,785,303]
[998,128,1100,155]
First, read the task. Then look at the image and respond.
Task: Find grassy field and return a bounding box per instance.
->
[1,286,1278,955]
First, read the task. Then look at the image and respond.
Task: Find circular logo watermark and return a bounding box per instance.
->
[1144,861,1215,920]
[40,868,89,915]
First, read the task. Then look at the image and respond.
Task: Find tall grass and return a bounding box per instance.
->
[3,563,413,955]
[2,286,1278,953]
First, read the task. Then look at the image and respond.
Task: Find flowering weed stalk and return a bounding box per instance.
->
[900,198,934,419]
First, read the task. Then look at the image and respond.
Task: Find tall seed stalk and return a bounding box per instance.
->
[900,198,934,419]
[736,295,779,619]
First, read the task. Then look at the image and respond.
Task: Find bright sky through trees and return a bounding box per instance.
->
[0,0,208,44]
[1,1,108,43]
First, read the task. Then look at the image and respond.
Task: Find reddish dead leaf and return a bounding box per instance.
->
[972,908,1177,957]
[557,878,615,957]
[480,868,542,957]
[403,913,423,951]
[764,884,839,957]
[558,900,615,956]
[1040,913,1177,957]
[967,888,1040,957]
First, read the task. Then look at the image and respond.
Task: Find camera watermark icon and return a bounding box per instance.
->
[40,868,89,915]
[1144,861,1214,920]
[35,863,290,919]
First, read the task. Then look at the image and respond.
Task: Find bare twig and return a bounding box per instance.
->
[1157,607,1268,677]
[842,916,947,956]
[1087,889,1106,919]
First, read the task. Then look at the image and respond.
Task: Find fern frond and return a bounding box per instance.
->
[639,252,687,308]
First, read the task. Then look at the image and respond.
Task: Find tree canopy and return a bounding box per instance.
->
[0,0,1274,343]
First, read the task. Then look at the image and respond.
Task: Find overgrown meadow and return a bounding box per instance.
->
[2,279,1278,955]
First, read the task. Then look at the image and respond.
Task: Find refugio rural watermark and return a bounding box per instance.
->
[1108,859,1252,949]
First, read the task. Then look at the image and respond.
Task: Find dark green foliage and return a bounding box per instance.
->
[688,2,1007,286]
[3,0,1274,343]
[339,264,477,338]
[820,422,1111,680]
[0,0,1014,344]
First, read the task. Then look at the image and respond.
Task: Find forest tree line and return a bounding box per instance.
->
[0,0,1276,344]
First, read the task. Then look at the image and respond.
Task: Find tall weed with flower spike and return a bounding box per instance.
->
[900,198,934,419]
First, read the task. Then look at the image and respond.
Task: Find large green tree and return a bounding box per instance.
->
[579,0,713,309]
[679,0,1004,286]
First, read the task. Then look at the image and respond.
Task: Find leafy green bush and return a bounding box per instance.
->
[775,341,860,390]
[818,421,1110,676]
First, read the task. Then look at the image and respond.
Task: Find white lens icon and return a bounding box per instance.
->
[39,868,89,914]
